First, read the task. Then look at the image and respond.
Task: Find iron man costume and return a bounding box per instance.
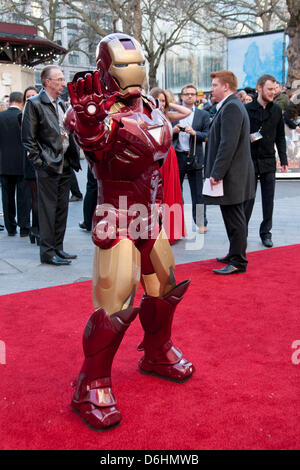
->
[65,33,194,431]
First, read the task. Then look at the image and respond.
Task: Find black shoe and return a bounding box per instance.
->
[216,255,230,264]
[55,249,77,260]
[8,231,17,236]
[41,255,72,266]
[29,227,40,244]
[0,224,4,231]
[20,228,30,237]
[79,221,91,232]
[261,238,273,248]
[69,195,83,202]
[213,264,246,275]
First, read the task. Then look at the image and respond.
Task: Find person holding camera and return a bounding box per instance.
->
[172,84,210,233]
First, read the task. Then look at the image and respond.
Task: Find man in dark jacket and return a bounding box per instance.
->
[245,74,288,248]
[0,92,31,236]
[172,84,210,232]
[204,70,255,274]
[22,65,81,265]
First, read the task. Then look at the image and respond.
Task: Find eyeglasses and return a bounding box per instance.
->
[182,93,197,97]
[48,77,65,82]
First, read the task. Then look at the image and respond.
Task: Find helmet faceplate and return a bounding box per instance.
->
[96,33,146,97]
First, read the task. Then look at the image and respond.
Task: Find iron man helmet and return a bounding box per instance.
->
[96,33,146,96]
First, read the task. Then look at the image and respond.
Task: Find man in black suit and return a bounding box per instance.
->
[0,92,31,236]
[204,70,255,275]
[173,84,210,233]
[22,65,81,265]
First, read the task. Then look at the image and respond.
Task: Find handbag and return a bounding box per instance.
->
[186,134,201,170]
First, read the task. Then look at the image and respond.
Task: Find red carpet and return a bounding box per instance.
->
[0,245,300,450]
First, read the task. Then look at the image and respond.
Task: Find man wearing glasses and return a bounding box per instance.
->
[22,65,81,265]
[173,84,210,233]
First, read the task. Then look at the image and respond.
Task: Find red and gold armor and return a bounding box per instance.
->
[65,33,194,431]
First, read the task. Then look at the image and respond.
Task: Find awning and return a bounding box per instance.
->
[0,22,67,66]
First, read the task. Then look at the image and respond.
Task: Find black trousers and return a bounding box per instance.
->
[70,167,82,198]
[244,171,275,240]
[176,151,206,227]
[82,166,97,231]
[220,203,248,270]
[36,167,70,261]
[1,175,31,234]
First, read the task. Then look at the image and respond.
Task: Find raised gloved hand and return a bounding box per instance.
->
[67,71,119,127]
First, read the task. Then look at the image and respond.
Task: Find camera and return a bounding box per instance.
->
[178,126,186,132]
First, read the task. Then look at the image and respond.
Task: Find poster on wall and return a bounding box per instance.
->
[227,30,288,89]
[228,30,300,178]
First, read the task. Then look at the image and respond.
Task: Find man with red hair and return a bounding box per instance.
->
[204,70,255,274]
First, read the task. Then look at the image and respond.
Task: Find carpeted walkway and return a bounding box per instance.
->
[0,245,299,450]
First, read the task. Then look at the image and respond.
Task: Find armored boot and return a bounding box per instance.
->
[72,306,139,430]
[138,280,194,382]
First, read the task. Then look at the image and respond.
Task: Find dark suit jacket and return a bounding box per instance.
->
[17,112,35,180]
[173,107,210,168]
[204,94,255,205]
[22,89,80,175]
[0,107,24,176]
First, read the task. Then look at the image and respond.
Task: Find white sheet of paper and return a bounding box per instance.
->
[202,178,224,197]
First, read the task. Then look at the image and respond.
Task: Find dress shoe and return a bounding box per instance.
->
[69,195,83,202]
[0,224,4,231]
[41,255,71,266]
[262,238,273,248]
[216,255,230,263]
[55,249,77,260]
[8,231,17,236]
[79,221,91,232]
[213,264,246,275]
[20,228,30,237]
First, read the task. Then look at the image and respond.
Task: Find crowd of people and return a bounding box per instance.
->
[0,67,299,270]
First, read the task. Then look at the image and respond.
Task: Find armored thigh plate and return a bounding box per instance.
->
[92,239,141,315]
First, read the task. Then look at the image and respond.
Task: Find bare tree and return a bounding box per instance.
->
[2,0,299,87]
[0,0,60,41]
[61,0,203,87]
[0,0,114,66]
[286,0,300,86]
[190,0,300,86]
[189,0,288,37]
